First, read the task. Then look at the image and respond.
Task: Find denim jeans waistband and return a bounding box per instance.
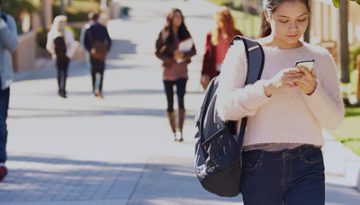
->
[242,144,321,160]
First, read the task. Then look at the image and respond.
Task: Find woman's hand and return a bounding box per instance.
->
[264,68,304,97]
[161,29,169,41]
[200,75,210,89]
[174,50,184,61]
[291,66,317,95]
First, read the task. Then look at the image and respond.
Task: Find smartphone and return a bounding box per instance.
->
[295,59,315,71]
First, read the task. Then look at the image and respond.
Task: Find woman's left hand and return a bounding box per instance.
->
[291,66,318,95]
[174,50,184,61]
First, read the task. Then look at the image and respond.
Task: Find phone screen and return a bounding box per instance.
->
[295,59,315,71]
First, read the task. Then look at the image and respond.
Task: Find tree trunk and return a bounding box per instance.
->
[60,0,66,15]
[339,0,350,83]
[41,0,47,30]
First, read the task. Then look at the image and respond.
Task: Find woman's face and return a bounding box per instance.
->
[172,11,183,28]
[268,1,309,45]
[216,16,225,30]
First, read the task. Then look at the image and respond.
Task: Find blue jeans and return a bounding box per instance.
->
[90,57,105,93]
[0,88,10,164]
[241,145,325,205]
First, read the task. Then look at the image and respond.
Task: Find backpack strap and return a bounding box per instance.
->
[231,35,265,148]
[196,36,265,147]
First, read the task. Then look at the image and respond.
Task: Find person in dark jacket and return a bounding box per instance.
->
[201,6,243,90]
[84,13,112,98]
[0,2,18,182]
[155,8,196,142]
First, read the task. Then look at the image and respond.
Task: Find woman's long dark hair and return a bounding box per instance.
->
[164,8,191,44]
[259,0,310,38]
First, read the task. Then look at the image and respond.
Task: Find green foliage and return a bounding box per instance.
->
[67,26,81,41]
[333,0,360,7]
[350,44,360,72]
[53,0,99,22]
[332,106,360,156]
[36,28,48,49]
[1,0,37,34]
[333,0,340,7]
[1,0,36,15]
[207,0,261,37]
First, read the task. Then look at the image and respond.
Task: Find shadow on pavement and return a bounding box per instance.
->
[108,39,137,60]
[1,154,143,202]
[13,61,139,83]
[9,107,196,120]
[0,154,239,204]
[325,182,360,204]
[13,39,139,83]
[69,89,203,97]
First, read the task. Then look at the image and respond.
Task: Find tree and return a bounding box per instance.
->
[333,0,360,7]
[60,0,66,15]
[1,0,36,33]
[332,0,360,83]
[339,0,350,83]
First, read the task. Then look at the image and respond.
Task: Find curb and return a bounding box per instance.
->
[323,131,360,191]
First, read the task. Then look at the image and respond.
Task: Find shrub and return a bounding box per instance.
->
[1,0,37,34]
[350,44,360,72]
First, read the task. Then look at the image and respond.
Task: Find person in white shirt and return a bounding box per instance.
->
[46,15,76,98]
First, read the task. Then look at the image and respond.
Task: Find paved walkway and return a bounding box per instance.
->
[0,0,359,204]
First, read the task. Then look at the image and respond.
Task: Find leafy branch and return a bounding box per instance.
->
[333,0,360,7]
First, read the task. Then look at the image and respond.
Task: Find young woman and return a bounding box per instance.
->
[46,15,76,98]
[155,8,196,142]
[201,6,243,89]
[216,0,344,204]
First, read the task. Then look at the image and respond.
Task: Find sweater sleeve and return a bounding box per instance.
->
[216,40,271,121]
[302,49,344,130]
[46,31,55,54]
[155,31,174,63]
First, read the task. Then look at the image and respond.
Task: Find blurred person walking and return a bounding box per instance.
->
[216,0,344,204]
[0,0,18,182]
[80,11,95,71]
[155,8,196,142]
[84,12,112,98]
[201,6,243,90]
[46,15,76,98]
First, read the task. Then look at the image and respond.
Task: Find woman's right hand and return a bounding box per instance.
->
[200,75,210,90]
[161,29,169,41]
[264,68,305,97]
[174,50,184,61]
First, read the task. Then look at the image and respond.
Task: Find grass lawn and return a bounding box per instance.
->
[331,106,360,156]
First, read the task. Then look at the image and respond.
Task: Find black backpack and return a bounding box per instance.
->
[54,36,67,60]
[194,36,264,197]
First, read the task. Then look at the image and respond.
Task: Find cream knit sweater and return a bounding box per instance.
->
[216,40,344,147]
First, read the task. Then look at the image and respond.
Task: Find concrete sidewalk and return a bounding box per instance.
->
[1,0,359,204]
